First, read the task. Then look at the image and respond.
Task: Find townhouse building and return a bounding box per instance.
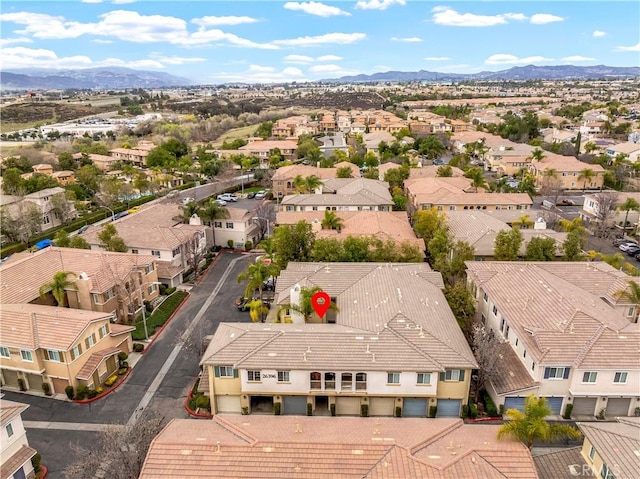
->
[0,247,159,324]
[72,153,120,171]
[580,192,640,230]
[466,261,640,418]
[211,206,261,250]
[237,139,299,164]
[271,165,339,197]
[200,262,477,418]
[605,142,640,163]
[0,399,37,479]
[528,155,605,190]
[108,141,155,167]
[0,304,134,395]
[578,418,639,479]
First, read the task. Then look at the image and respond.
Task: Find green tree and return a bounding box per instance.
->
[336,166,353,178]
[54,230,71,247]
[525,237,556,261]
[294,174,322,193]
[562,230,586,261]
[311,238,347,262]
[198,199,230,247]
[75,164,102,194]
[383,164,410,189]
[613,280,640,322]
[321,210,344,231]
[413,208,447,251]
[494,228,523,261]
[57,151,76,171]
[97,223,127,252]
[497,395,581,449]
[272,221,315,268]
[69,236,90,249]
[436,164,453,177]
[578,168,596,191]
[279,285,338,323]
[237,261,275,300]
[444,281,476,339]
[417,135,446,160]
[433,238,475,286]
[254,121,273,139]
[618,197,640,230]
[464,167,488,192]
[1,168,23,194]
[512,214,534,230]
[39,271,77,307]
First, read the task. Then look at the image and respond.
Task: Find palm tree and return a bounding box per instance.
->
[578,168,596,191]
[497,395,581,449]
[618,197,640,230]
[584,141,598,154]
[248,299,270,323]
[39,271,78,307]
[278,285,338,323]
[528,148,546,163]
[614,280,640,323]
[198,199,230,247]
[294,174,322,194]
[512,215,534,230]
[464,167,487,192]
[237,261,275,300]
[321,210,344,231]
[176,201,200,224]
[559,217,586,234]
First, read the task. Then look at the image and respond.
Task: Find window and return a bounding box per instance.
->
[226,222,234,229]
[277,371,290,383]
[99,324,108,339]
[600,464,614,479]
[341,372,353,390]
[6,423,13,438]
[481,314,486,325]
[45,350,61,362]
[523,350,527,358]
[628,307,635,317]
[500,317,505,332]
[387,372,401,384]
[417,372,431,385]
[310,372,321,389]
[493,305,498,316]
[145,263,154,274]
[85,334,96,349]
[613,371,628,384]
[70,344,82,361]
[131,249,139,254]
[219,366,234,378]
[531,363,535,371]
[20,350,33,362]
[356,372,367,390]
[588,445,595,460]
[247,370,261,382]
[544,367,569,379]
[441,369,465,381]
[0,346,9,359]
[172,247,181,257]
[449,205,455,211]
[582,372,597,383]
[505,325,510,339]
[151,250,160,257]
[483,292,488,303]
[42,215,50,225]
[324,372,335,389]
[515,338,519,346]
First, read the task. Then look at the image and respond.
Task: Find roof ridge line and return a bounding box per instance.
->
[573,322,607,367]
[385,318,446,371]
[234,329,284,367]
[212,416,257,445]
[410,420,463,456]
[362,444,396,478]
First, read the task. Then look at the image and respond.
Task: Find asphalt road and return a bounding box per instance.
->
[2,251,255,478]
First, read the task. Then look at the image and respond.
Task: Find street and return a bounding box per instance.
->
[2,252,255,478]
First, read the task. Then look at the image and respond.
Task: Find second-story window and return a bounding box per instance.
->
[247,370,261,382]
[6,423,14,438]
[214,221,222,228]
[226,222,234,229]
[0,346,9,358]
[44,350,62,362]
[544,367,569,380]
[277,371,290,383]
[417,372,431,385]
[151,250,160,257]
[70,344,82,360]
[441,369,465,381]
[613,372,628,384]
[387,372,400,384]
[21,350,33,362]
[85,333,96,349]
[99,324,108,339]
[582,372,597,383]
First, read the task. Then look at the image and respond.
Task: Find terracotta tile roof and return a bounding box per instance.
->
[529,155,605,173]
[272,165,337,181]
[0,398,29,426]
[0,247,155,303]
[239,139,298,152]
[577,418,640,479]
[75,346,122,381]
[533,447,586,479]
[281,191,393,207]
[408,165,466,178]
[155,262,185,280]
[465,262,640,368]
[0,444,37,479]
[491,343,539,395]
[140,417,537,479]
[109,323,135,336]
[0,303,114,351]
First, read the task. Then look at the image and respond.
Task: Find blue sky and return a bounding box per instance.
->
[1,1,639,83]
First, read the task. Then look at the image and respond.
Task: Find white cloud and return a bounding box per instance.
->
[317,54,342,61]
[431,6,526,27]
[562,55,596,62]
[485,54,554,65]
[615,42,640,52]
[308,64,345,73]
[188,29,279,49]
[283,2,351,17]
[148,55,207,65]
[424,56,450,61]
[92,39,114,44]
[529,13,564,24]
[81,0,102,3]
[592,30,606,37]
[391,36,422,42]
[192,16,259,27]
[212,65,308,83]
[284,54,315,64]
[274,32,366,46]
[112,0,137,4]
[355,0,406,11]
[0,37,32,46]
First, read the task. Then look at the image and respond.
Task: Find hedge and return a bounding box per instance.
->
[131,291,188,340]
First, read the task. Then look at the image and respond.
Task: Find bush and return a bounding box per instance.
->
[95,386,103,395]
[165,287,176,295]
[159,284,168,295]
[118,352,129,363]
[131,291,188,340]
[31,453,42,473]
[461,404,469,419]
[429,405,437,418]
[597,408,606,420]
[104,374,118,387]
[307,403,313,416]
[18,378,26,391]
[242,406,249,415]
[75,385,89,400]
[188,396,198,411]
[120,360,129,369]
[395,406,402,418]
[330,403,336,416]
[42,382,52,396]
[563,403,574,420]
[483,391,498,417]
[65,385,74,400]
[145,300,153,313]
[274,402,282,415]
[227,239,234,249]
[118,367,128,375]
[195,395,211,410]
[87,389,98,399]
[360,404,369,417]
[133,343,145,353]
[499,404,504,416]
[244,241,253,251]
[469,403,479,419]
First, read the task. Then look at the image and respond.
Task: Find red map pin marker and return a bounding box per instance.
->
[311,291,330,318]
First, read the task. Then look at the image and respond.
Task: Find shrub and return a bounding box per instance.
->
[75,385,89,400]
[563,403,574,420]
[227,239,234,249]
[429,405,437,418]
[133,343,145,353]
[330,403,336,416]
[188,396,197,411]
[461,404,469,419]
[159,284,168,295]
[118,367,128,375]
[395,406,402,418]
[18,378,26,391]
[95,386,103,395]
[242,406,249,415]
[274,402,282,415]
[42,382,52,396]
[65,385,74,400]
[195,395,211,410]
[104,374,118,387]
[499,404,504,416]
[145,300,153,313]
[118,352,129,364]
[482,391,498,417]
[307,403,313,416]
[87,389,98,399]
[360,404,369,417]
[597,408,606,420]
[31,453,42,473]
[244,241,253,251]
[120,361,129,369]
[166,286,176,295]
[469,403,479,419]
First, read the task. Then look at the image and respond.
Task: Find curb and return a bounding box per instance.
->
[72,368,133,404]
[184,377,213,419]
[39,465,48,479]
[195,250,224,285]
[141,292,191,354]
[464,417,503,423]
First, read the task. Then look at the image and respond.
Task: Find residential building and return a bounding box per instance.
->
[362,132,395,155]
[211,206,261,249]
[0,304,134,394]
[0,247,159,323]
[200,262,477,417]
[580,192,640,229]
[139,416,537,479]
[484,143,536,175]
[466,261,640,418]
[109,141,155,167]
[527,155,605,190]
[578,417,639,479]
[50,170,75,186]
[271,165,338,197]
[80,204,209,287]
[280,178,393,212]
[73,153,120,171]
[317,132,349,158]
[0,398,37,479]
[543,128,578,145]
[238,139,299,164]
[605,142,640,163]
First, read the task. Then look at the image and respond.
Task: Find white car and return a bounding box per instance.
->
[619,242,639,252]
[217,193,238,202]
[181,197,195,205]
[254,190,267,200]
[214,199,227,206]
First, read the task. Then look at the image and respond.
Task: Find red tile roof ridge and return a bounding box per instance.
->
[410,420,463,456]
[212,415,259,445]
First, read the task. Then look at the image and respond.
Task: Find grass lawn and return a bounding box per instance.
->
[211,124,257,146]
[132,291,189,340]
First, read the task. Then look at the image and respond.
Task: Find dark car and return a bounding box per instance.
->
[263,277,276,291]
[77,224,90,234]
[236,296,270,311]
[246,191,256,199]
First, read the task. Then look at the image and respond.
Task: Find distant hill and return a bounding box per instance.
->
[0,67,194,90]
[329,64,640,83]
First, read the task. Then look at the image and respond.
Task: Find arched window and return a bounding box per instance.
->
[310,372,321,389]
[356,372,367,390]
[341,372,352,390]
[324,372,335,389]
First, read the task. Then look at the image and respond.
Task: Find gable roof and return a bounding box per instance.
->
[272,165,337,181]
[0,398,29,427]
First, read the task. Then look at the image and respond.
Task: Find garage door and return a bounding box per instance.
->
[369,398,395,417]
[216,395,241,414]
[606,398,631,417]
[572,398,597,416]
[1,370,19,388]
[404,398,428,417]
[336,397,361,416]
[283,396,307,415]
[544,397,563,415]
[436,399,461,417]
[26,373,43,392]
[504,397,526,413]
[52,378,69,395]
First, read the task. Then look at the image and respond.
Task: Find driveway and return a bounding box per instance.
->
[2,251,255,477]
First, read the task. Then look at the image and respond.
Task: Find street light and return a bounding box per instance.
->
[138,280,162,341]
[100,205,115,222]
[253,216,270,239]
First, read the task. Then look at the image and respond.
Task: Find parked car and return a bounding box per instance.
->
[246,191,256,199]
[263,277,276,291]
[625,245,640,257]
[114,211,129,220]
[128,206,142,214]
[214,199,227,206]
[432,159,444,165]
[619,242,639,252]
[254,190,267,199]
[236,296,271,312]
[217,193,238,202]
[634,251,640,262]
[557,199,576,206]
[77,224,90,234]
[613,237,631,246]
[182,197,195,205]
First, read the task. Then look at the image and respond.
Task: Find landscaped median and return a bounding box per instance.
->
[184,377,213,418]
[132,291,189,341]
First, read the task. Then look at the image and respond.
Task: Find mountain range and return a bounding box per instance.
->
[1,64,638,90]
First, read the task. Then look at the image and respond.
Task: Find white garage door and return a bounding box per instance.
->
[369,398,395,417]
[216,395,241,414]
[404,398,428,417]
[572,398,597,416]
[436,399,461,417]
[336,397,361,416]
[606,398,631,417]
